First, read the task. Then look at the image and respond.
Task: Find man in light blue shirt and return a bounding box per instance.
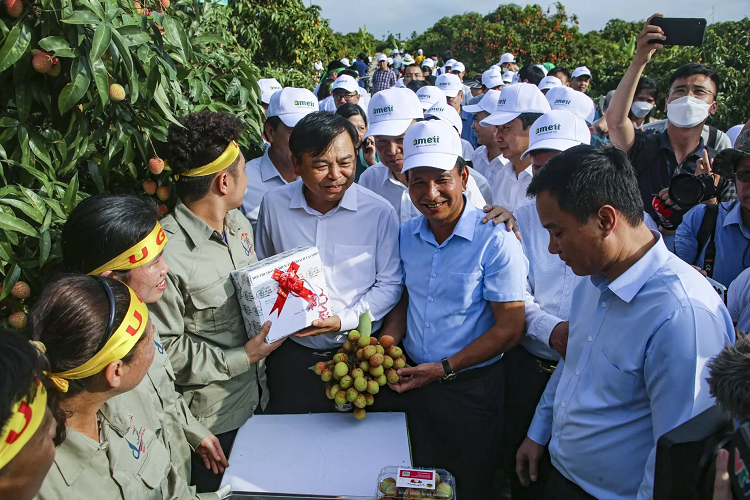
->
[516,144,734,500]
[675,132,750,287]
[380,120,527,499]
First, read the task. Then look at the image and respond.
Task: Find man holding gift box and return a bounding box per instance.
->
[379,119,528,498]
[255,111,403,414]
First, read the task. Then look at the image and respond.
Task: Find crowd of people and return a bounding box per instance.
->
[2,13,749,500]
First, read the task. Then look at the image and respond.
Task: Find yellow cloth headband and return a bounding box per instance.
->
[87,222,168,276]
[0,379,47,470]
[48,286,149,393]
[172,141,240,180]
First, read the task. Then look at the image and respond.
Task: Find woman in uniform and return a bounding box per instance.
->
[61,194,228,482]
[0,331,57,500]
[30,275,226,499]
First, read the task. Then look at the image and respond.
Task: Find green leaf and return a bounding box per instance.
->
[28,133,52,169]
[62,172,78,213]
[39,230,51,267]
[78,0,106,21]
[38,36,76,58]
[62,11,102,24]
[0,23,31,72]
[91,58,109,106]
[163,15,191,62]
[38,209,52,234]
[0,264,21,301]
[0,198,45,223]
[0,212,36,237]
[153,83,182,127]
[58,57,91,114]
[192,34,224,45]
[0,118,19,127]
[90,23,112,61]
[117,25,151,45]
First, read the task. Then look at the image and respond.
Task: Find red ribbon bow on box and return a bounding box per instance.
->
[270,262,317,317]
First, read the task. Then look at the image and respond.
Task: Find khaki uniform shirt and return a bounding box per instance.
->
[36,388,217,500]
[149,201,267,435]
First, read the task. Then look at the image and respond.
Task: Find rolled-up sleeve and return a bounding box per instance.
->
[483,233,528,303]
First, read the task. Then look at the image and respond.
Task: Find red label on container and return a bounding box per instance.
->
[396,468,436,489]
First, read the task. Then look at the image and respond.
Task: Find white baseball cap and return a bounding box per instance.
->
[387,57,393,65]
[538,75,563,92]
[535,64,549,76]
[331,75,358,93]
[503,71,515,84]
[416,86,446,110]
[391,49,399,55]
[499,53,516,65]
[435,73,463,98]
[313,61,323,71]
[378,54,388,62]
[451,61,465,73]
[258,78,282,104]
[521,109,591,159]
[545,86,596,125]
[421,58,435,69]
[340,58,350,67]
[481,67,504,89]
[365,88,424,138]
[267,87,318,127]
[463,89,502,114]
[425,102,463,136]
[571,66,592,79]
[444,59,457,67]
[481,83,551,126]
[395,78,405,88]
[403,120,462,173]
[418,49,423,55]
[511,72,520,85]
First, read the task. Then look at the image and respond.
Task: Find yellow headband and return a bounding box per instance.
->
[172,141,240,180]
[87,222,168,276]
[0,379,47,470]
[48,286,149,393]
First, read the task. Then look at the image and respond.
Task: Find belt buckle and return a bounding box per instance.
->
[536,359,556,374]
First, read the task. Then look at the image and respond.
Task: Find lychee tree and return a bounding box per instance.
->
[0,0,266,328]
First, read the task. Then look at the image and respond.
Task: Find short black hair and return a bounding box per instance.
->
[317,77,334,100]
[327,60,345,72]
[340,69,359,79]
[62,194,160,275]
[527,144,644,227]
[635,76,659,100]
[518,112,545,131]
[289,112,359,160]
[335,103,367,126]
[163,110,245,202]
[549,67,570,80]
[407,80,430,93]
[358,53,367,61]
[441,50,453,64]
[518,65,545,86]
[264,115,283,133]
[707,337,750,420]
[668,63,720,94]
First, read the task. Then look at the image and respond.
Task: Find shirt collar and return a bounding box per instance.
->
[54,428,107,486]
[174,199,237,248]
[660,129,706,158]
[289,179,359,214]
[260,150,283,183]
[382,164,406,188]
[723,200,743,228]
[415,196,477,245]
[590,230,669,303]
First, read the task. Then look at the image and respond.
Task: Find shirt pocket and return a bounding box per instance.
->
[190,278,237,335]
[593,350,636,413]
[447,271,484,316]
[333,245,376,292]
[137,434,171,490]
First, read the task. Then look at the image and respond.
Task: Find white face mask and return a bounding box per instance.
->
[630,101,654,118]
[667,96,712,128]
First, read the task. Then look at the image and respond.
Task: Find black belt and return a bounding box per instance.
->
[535,355,557,374]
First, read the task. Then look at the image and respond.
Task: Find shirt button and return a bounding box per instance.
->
[561,402,566,408]
[555,432,560,438]
[564,292,570,296]
[601,301,607,308]
[426,324,431,328]
[432,273,437,278]
[428,297,434,302]
[575,370,580,376]
[437,249,441,253]
[588,336,593,342]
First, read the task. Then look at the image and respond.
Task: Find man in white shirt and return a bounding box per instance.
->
[358,88,487,223]
[242,88,318,229]
[465,90,507,186]
[255,111,403,414]
[569,66,592,93]
[481,83,551,212]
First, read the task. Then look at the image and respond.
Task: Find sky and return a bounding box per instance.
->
[313,0,750,40]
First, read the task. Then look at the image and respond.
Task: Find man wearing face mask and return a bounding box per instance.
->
[608,14,736,226]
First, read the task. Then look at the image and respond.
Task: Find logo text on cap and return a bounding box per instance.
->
[413,136,440,146]
[373,105,394,115]
[535,123,562,135]
[553,99,571,106]
[294,100,316,108]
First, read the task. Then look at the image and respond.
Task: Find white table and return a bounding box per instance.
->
[220,413,411,497]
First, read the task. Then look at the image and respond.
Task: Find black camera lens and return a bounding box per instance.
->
[668,173,718,209]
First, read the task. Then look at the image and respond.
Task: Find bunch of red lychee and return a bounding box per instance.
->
[314,330,403,421]
[4,281,30,330]
[378,475,454,499]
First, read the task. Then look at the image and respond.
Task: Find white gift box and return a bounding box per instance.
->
[231,246,333,343]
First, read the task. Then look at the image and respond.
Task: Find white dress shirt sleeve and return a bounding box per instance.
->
[527,357,564,445]
[636,305,730,500]
[337,206,404,331]
[254,197,275,260]
[524,278,564,348]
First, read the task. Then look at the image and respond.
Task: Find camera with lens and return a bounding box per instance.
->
[669,173,719,209]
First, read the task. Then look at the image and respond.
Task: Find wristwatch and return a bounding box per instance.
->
[441,358,456,380]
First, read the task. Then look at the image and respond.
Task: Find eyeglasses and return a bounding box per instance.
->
[333,92,358,101]
[736,169,750,183]
[670,85,716,99]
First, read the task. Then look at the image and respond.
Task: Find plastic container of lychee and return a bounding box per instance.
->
[376,465,456,499]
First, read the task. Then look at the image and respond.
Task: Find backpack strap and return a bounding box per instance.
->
[707,125,718,150]
[696,204,720,278]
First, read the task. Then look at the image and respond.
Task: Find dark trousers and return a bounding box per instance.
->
[190,429,237,493]
[503,345,556,500]
[544,465,597,500]
[403,354,505,499]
